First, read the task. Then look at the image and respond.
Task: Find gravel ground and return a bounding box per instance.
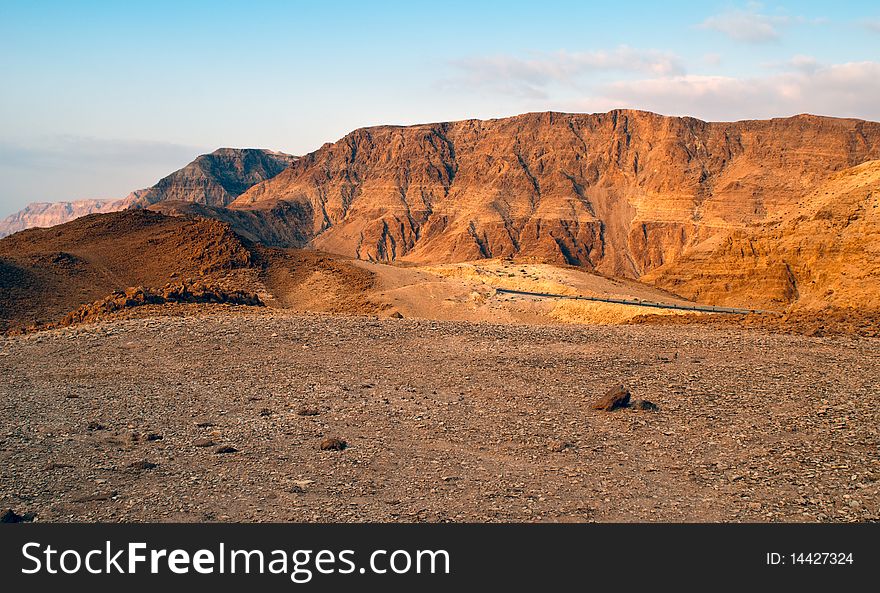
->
[1,311,878,523]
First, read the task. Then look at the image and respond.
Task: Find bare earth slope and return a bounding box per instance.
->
[0,210,254,330]
[230,111,880,282]
[0,208,695,332]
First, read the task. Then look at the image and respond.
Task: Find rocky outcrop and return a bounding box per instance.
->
[58,283,263,327]
[229,111,880,279]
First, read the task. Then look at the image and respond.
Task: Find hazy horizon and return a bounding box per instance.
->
[2,0,879,217]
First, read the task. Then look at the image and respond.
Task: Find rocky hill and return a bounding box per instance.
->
[127,148,298,208]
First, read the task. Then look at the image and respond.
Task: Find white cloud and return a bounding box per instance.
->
[448,46,683,98]
[563,61,880,122]
[787,54,819,73]
[697,7,792,42]
[703,53,722,66]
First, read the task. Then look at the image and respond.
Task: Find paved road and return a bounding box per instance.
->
[494,288,779,315]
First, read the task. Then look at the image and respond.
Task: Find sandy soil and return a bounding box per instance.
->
[1,310,877,523]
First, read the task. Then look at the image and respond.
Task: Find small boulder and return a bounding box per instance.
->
[127,460,158,471]
[634,399,660,412]
[215,445,238,454]
[320,437,347,451]
[193,438,216,448]
[548,440,573,453]
[1,509,35,523]
[592,384,631,411]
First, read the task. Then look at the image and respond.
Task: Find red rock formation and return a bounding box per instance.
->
[230,111,880,279]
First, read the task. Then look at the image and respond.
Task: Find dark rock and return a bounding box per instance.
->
[196,421,216,428]
[1,509,35,523]
[592,384,631,411]
[297,408,320,416]
[320,437,347,451]
[634,399,660,412]
[389,311,404,319]
[215,445,238,454]
[548,440,573,453]
[145,432,163,441]
[259,408,273,417]
[43,462,74,471]
[72,492,116,503]
[128,460,158,470]
[86,421,106,431]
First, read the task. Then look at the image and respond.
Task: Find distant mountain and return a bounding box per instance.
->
[0,198,128,238]
[0,148,297,237]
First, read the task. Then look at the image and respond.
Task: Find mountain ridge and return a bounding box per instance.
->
[0,148,297,237]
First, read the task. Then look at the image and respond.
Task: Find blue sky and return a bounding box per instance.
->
[1,0,879,215]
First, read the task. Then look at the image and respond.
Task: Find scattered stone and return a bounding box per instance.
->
[215,445,238,454]
[194,438,216,448]
[86,421,106,431]
[548,440,573,452]
[297,408,320,416]
[1,509,35,523]
[196,421,216,428]
[592,384,631,411]
[634,400,660,412]
[145,432,163,441]
[43,462,74,471]
[72,493,115,503]
[259,408,273,417]
[320,437,347,451]
[389,311,404,319]
[127,460,158,471]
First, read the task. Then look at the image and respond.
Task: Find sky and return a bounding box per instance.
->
[1,0,879,216]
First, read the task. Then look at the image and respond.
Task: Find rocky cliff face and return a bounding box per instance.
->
[0,148,297,238]
[230,111,880,279]
[0,199,127,238]
[644,159,880,310]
